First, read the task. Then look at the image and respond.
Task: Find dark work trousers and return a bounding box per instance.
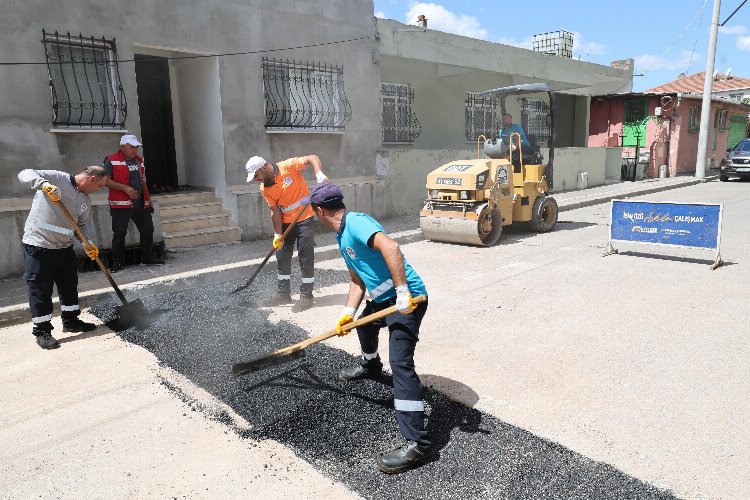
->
[22,244,80,333]
[275,217,315,296]
[356,297,430,446]
[110,208,154,265]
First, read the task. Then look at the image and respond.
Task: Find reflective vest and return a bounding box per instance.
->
[107,151,152,209]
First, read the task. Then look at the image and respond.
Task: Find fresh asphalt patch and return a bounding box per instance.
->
[91,269,677,499]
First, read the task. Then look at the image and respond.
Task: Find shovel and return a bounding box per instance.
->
[47,192,149,328]
[231,294,427,375]
[231,205,307,295]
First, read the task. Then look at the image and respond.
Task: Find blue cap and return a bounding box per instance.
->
[301,182,344,208]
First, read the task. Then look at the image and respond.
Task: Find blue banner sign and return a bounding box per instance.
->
[609,200,722,249]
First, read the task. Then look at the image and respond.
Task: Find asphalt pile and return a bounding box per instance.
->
[91,268,676,499]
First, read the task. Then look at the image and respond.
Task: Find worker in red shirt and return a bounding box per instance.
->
[245,155,328,312]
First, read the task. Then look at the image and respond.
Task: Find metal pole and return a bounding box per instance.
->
[696,0,722,179]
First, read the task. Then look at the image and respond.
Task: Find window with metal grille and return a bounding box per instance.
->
[718,109,729,130]
[624,98,647,123]
[381,83,420,143]
[521,98,551,147]
[262,57,352,132]
[42,30,126,128]
[465,92,497,142]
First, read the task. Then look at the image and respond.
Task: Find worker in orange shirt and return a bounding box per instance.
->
[245,155,328,312]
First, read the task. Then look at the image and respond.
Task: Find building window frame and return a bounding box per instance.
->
[465,91,498,143]
[381,82,420,144]
[718,109,730,130]
[688,106,700,131]
[262,57,352,133]
[42,29,127,129]
[521,98,552,147]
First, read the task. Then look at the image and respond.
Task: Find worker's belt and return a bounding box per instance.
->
[279,200,303,213]
[369,279,394,300]
[37,221,74,237]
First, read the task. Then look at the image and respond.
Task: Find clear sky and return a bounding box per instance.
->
[373,0,750,92]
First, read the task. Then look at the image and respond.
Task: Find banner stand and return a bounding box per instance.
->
[602,199,724,270]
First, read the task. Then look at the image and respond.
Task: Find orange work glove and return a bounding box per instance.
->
[42,183,61,203]
[336,306,357,336]
[83,242,99,261]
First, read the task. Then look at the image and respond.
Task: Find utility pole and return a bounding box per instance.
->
[695,0,722,179]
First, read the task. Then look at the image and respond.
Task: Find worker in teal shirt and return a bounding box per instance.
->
[302,182,433,475]
[499,112,530,170]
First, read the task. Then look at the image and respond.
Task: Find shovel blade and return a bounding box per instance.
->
[109,299,151,330]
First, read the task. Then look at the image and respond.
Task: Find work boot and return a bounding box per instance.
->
[291,294,314,313]
[377,441,434,474]
[109,262,123,273]
[262,292,293,307]
[338,362,383,381]
[35,331,60,350]
[62,318,97,333]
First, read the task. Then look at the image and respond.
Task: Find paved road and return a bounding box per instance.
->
[1,179,747,498]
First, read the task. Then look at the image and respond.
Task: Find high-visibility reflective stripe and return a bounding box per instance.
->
[369,279,394,299]
[362,350,379,360]
[277,275,291,280]
[110,160,127,166]
[60,304,79,311]
[32,314,52,323]
[394,399,424,412]
[280,200,302,213]
[38,221,74,236]
[301,277,315,284]
[109,200,132,206]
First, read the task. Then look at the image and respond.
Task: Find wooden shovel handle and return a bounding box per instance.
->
[231,295,427,374]
[47,193,129,305]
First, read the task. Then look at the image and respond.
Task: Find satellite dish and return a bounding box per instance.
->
[726,67,732,78]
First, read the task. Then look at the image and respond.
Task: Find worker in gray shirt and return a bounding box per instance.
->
[18,166,109,349]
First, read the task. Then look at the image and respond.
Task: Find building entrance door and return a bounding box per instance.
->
[134,54,178,192]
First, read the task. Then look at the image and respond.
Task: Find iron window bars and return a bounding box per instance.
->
[381,83,420,143]
[521,98,551,147]
[465,92,497,142]
[263,57,352,131]
[42,30,126,128]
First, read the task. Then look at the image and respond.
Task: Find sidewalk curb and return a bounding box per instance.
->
[557,177,711,212]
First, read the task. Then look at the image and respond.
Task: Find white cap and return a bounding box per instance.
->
[245,156,267,182]
[120,134,142,146]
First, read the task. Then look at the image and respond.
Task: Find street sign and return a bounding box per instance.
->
[604,199,723,269]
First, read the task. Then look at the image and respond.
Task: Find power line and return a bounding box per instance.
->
[0,35,371,66]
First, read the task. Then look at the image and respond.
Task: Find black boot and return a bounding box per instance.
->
[377,441,434,474]
[262,292,293,307]
[62,318,97,333]
[338,360,383,381]
[291,294,314,313]
[33,322,59,350]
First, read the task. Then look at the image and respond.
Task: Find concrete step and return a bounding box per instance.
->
[159,201,224,218]
[161,212,231,233]
[153,191,216,207]
[164,225,242,249]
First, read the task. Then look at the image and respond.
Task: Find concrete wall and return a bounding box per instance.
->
[605,147,623,179]
[229,179,387,241]
[553,147,606,192]
[0,0,380,200]
[0,197,163,278]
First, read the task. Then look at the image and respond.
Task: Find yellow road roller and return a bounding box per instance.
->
[419,83,559,246]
